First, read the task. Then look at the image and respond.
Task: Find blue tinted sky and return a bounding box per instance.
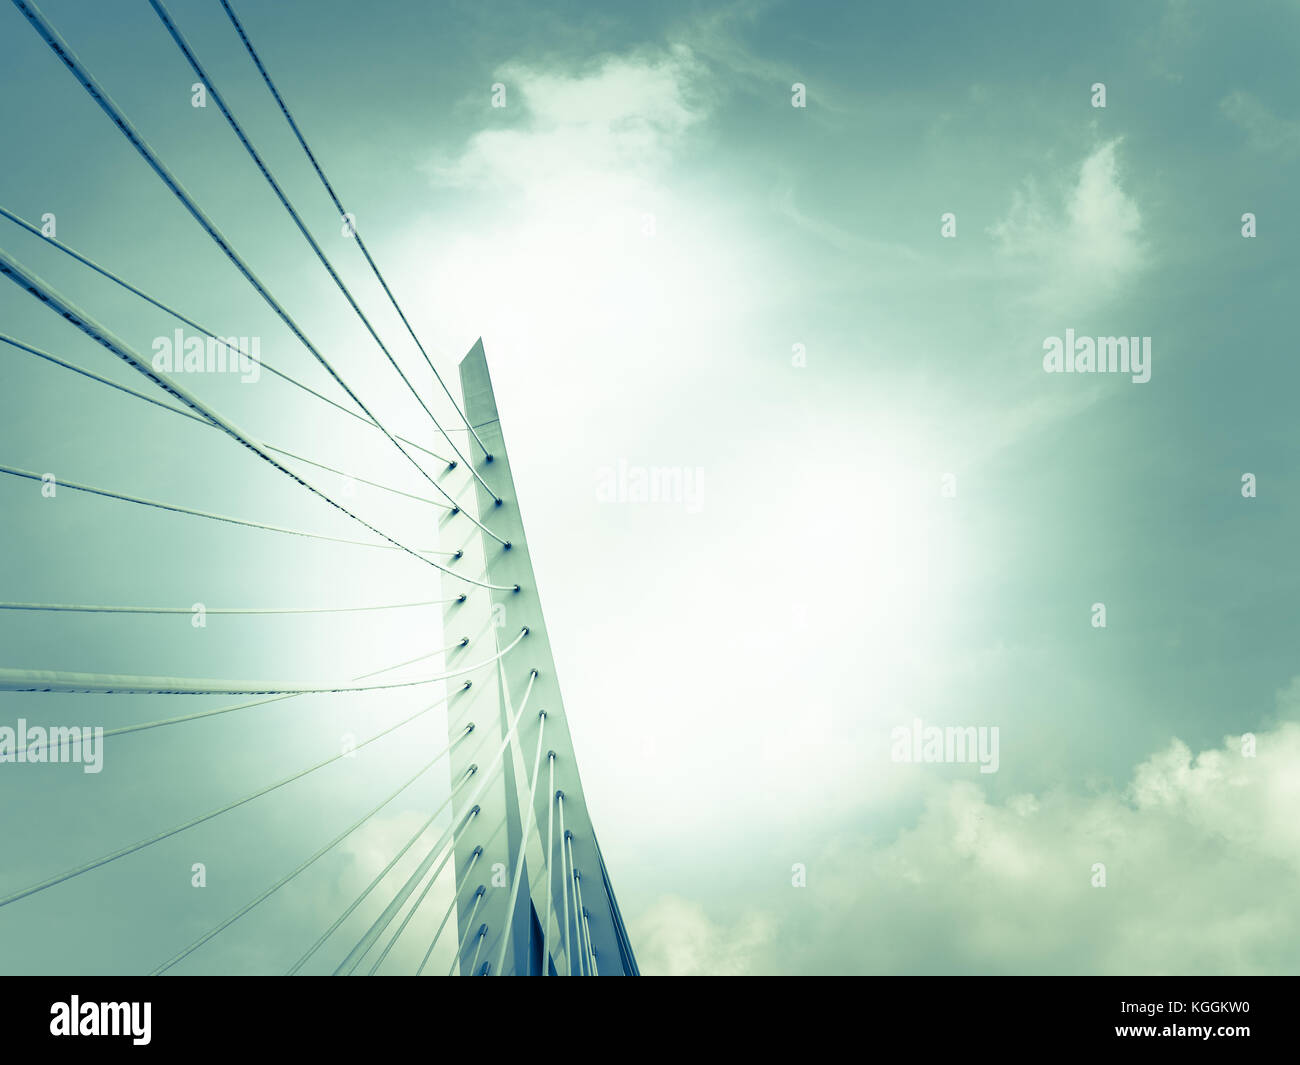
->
[1,0,1298,974]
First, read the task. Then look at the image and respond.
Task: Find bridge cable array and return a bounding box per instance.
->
[0,0,609,977]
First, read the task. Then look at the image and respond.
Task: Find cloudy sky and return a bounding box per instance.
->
[0,0,1297,975]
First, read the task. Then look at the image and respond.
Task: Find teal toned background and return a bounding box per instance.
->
[1,0,1297,973]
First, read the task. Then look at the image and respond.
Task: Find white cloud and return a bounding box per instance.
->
[631,893,775,975]
[823,720,1300,974]
[989,139,1145,315]
[427,45,709,204]
[1220,90,1300,156]
[394,42,765,464]
[630,706,1300,974]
